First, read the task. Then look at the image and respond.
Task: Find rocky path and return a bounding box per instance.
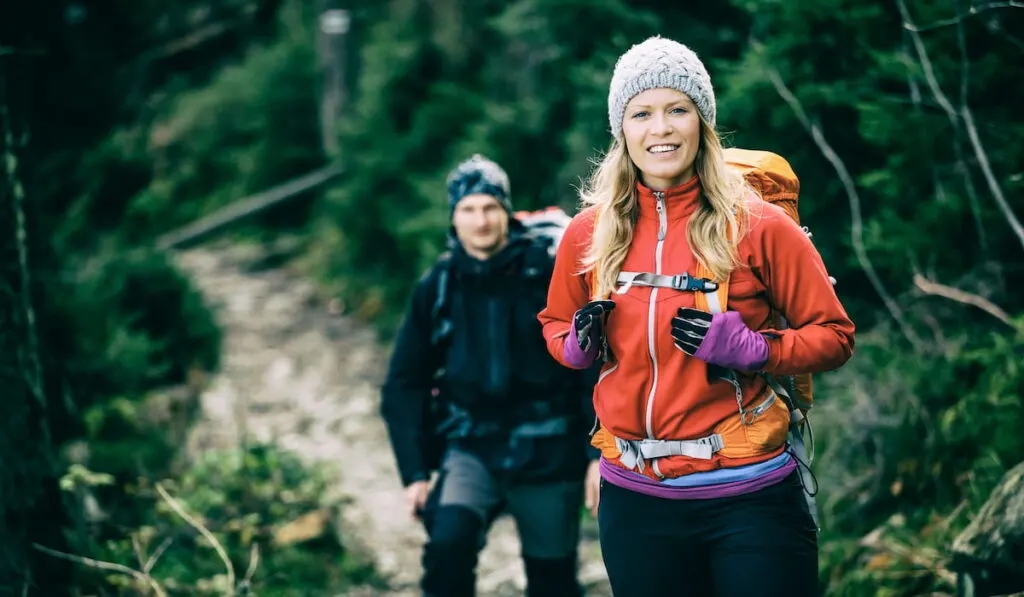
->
[175,241,609,596]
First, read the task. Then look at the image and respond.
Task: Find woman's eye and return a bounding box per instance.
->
[670,107,687,114]
[631,111,649,119]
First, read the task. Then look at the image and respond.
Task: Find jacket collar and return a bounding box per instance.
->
[451,232,528,277]
[636,175,701,222]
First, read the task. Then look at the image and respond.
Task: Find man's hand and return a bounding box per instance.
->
[584,459,601,518]
[405,480,430,519]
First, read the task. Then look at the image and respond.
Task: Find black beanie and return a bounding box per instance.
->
[446,154,513,216]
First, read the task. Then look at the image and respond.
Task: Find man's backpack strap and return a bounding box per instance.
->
[521,236,556,281]
[430,253,454,347]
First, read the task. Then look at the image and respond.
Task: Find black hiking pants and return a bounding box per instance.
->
[598,471,820,597]
[420,448,585,597]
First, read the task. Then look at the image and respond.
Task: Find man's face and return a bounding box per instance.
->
[452,193,510,258]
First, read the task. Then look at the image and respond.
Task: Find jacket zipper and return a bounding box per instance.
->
[487,297,500,391]
[644,192,668,441]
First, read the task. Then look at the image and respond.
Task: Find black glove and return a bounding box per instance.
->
[670,307,712,355]
[573,300,616,353]
[671,307,770,373]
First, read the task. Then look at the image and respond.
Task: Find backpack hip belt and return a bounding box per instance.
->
[443,401,573,441]
[592,383,787,474]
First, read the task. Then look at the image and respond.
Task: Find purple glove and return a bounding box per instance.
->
[671,307,768,371]
[563,300,615,369]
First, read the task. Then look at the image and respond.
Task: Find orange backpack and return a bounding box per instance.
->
[689,148,821,416]
[705,149,822,522]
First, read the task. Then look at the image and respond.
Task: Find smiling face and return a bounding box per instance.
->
[451,193,510,259]
[621,88,702,190]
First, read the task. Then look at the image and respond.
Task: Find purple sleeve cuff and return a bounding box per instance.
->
[562,334,597,369]
[693,311,770,371]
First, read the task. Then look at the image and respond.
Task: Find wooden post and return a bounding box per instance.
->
[317,1,349,158]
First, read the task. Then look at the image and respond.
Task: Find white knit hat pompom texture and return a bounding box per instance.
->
[607,36,717,139]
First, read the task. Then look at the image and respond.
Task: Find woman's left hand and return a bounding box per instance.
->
[671,307,769,371]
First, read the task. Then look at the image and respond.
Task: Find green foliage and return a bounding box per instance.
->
[47,248,221,409]
[66,444,377,596]
[12,0,366,593]
[811,318,1024,594]
[302,1,1024,594]
[308,0,746,333]
[12,0,1023,594]
[122,2,324,240]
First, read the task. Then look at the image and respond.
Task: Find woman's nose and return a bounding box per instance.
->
[651,112,674,135]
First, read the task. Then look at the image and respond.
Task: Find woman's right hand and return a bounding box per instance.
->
[562,299,615,369]
[573,300,616,353]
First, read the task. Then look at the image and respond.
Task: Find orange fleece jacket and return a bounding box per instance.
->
[538,176,855,478]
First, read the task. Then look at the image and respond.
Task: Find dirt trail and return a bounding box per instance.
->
[175,241,609,596]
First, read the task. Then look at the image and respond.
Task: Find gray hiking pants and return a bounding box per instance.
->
[437,446,584,558]
[420,447,586,597]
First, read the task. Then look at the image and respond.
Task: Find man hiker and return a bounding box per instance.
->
[381,154,598,597]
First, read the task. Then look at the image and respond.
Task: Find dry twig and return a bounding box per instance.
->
[904,1,1024,32]
[913,273,1017,329]
[32,543,167,597]
[155,483,236,594]
[144,538,174,575]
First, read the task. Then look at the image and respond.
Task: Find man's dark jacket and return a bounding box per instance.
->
[381,232,598,487]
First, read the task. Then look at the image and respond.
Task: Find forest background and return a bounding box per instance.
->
[2,0,1023,595]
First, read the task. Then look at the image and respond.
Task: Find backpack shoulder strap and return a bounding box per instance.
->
[520,236,556,281]
[429,253,454,347]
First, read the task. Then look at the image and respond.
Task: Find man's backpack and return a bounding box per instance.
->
[420,206,573,472]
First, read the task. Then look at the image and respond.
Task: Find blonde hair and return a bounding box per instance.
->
[580,118,750,299]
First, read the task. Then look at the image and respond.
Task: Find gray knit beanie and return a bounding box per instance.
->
[607,36,716,139]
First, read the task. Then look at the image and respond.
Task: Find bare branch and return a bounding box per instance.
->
[143,538,173,575]
[131,535,145,570]
[900,0,1024,253]
[896,0,957,122]
[754,46,925,351]
[859,526,958,587]
[904,1,1024,32]
[960,105,1024,251]
[901,26,987,252]
[243,543,260,584]
[32,543,167,597]
[954,2,989,251]
[155,483,236,594]
[986,17,1024,51]
[957,0,970,108]
[901,0,1024,253]
[155,163,343,250]
[918,309,951,356]
[913,273,1017,328]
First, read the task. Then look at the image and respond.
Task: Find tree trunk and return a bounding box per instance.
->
[0,66,71,596]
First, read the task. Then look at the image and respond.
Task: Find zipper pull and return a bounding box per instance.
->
[655,192,667,240]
